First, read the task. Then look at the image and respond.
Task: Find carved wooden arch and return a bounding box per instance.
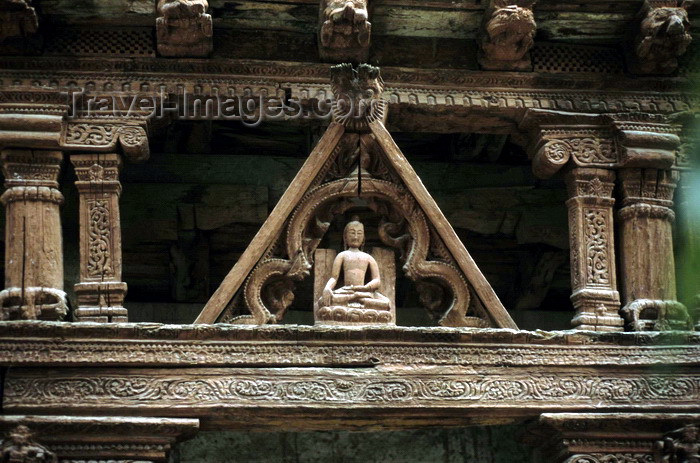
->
[196,119,517,329]
[242,176,480,326]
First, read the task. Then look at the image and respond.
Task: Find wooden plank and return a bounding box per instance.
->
[195,122,345,324]
[369,120,518,329]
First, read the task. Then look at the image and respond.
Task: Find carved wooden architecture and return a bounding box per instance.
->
[0,0,697,461]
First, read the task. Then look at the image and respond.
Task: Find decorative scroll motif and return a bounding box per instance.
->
[632,0,693,74]
[622,299,694,332]
[156,0,212,57]
[86,199,113,279]
[584,209,611,286]
[566,454,654,463]
[6,373,700,407]
[479,0,537,71]
[330,63,386,131]
[654,424,700,462]
[62,124,149,162]
[319,0,371,62]
[0,0,38,43]
[0,425,57,463]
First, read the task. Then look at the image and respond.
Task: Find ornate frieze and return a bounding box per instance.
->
[156,0,212,58]
[479,0,537,71]
[71,154,128,323]
[0,150,67,321]
[319,0,371,63]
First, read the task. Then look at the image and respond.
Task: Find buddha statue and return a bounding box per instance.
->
[319,217,391,317]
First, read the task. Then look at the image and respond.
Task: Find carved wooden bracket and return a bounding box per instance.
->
[0,149,67,321]
[71,153,128,323]
[0,0,41,55]
[628,0,693,75]
[330,63,386,131]
[525,413,700,463]
[61,121,150,162]
[479,0,537,71]
[318,0,371,63]
[0,416,199,462]
[156,0,213,58]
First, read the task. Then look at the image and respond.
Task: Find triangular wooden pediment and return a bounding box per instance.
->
[195,65,517,329]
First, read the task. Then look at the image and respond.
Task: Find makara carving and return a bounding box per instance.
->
[655,424,700,463]
[0,150,67,321]
[630,0,693,74]
[156,0,213,58]
[197,65,516,329]
[319,0,371,63]
[71,154,128,323]
[0,425,57,463]
[479,0,537,71]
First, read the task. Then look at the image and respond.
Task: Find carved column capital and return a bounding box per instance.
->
[525,413,700,463]
[0,416,199,462]
[613,119,681,169]
[156,0,213,57]
[479,0,537,71]
[61,120,150,162]
[70,153,128,323]
[318,0,371,63]
[0,149,67,321]
[628,0,693,75]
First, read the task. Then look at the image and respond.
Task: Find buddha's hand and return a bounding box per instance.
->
[348,284,368,291]
[322,287,333,307]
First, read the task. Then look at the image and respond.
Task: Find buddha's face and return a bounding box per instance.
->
[344,222,364,249]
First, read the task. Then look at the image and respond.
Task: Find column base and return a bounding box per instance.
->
[621,299,694,332]
[74,281,128,322]
[0,287,68,321]
[571,289,624,332]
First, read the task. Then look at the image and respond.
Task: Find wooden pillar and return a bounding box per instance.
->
[0,149,67,320]
[71,153,128,322]
[618,168,691,330]
[565,167,623,331]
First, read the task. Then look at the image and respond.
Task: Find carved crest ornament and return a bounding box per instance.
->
[196,64,517,329]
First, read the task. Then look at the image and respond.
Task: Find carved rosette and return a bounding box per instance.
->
[479,0,537,71]
[318,0,371,62]
[630,0,693,75]
[0,150,67,321]
[71,154,128,323]
[565,168,623,331]
[618,168,692,331]
[156,0,213,57]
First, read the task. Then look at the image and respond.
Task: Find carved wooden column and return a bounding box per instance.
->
[522,111,624,331]
[0,149,67,320]
[71,153,128,322]
[525,413,700,463]
[565,168,623,331]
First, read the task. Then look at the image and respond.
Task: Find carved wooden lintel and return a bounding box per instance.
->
[565,168,623,332]
[629,0,693,75]
[61,122,150,162]
[0,149,67,321]
[0,416,199,462]
[525,413,700,463]
[156,0,213,58]
[318,0,371,63]
[479,0,536,71]
[618,168,693,331]
[0,0,41,55]
[71,154,128,323]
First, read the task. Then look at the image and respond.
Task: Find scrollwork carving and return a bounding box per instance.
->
[566,454,654,463]
[585,208,611,286]
[86,199,113,279]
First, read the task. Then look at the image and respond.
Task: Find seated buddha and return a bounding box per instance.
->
[320,216,391,313]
